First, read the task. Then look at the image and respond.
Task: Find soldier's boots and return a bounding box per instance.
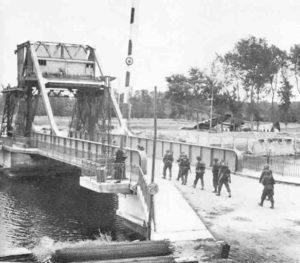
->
[270,202,274,209]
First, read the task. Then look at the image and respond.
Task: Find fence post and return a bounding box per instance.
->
[64,138,66,154]
[88,142,91,159]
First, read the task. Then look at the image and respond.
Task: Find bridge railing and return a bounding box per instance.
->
[1,136,14,147]
[1,134,33,148]
[81,160,140,183]
[70,131,243,172]
[30,132,145,171]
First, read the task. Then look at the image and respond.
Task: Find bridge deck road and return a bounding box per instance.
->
[147,158,214,241]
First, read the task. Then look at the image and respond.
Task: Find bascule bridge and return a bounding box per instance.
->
[0,41,232,241]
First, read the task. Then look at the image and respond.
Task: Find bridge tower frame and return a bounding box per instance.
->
[1,41,129,139]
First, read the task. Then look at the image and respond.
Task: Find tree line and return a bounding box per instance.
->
[130,35,300,128]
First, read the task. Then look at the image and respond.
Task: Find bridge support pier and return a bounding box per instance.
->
[117,194,148,237]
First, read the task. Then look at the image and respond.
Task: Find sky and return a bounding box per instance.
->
[1,0,300,99]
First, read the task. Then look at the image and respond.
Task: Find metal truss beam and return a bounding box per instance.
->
[94,52,131,135]
[29,44,61,136]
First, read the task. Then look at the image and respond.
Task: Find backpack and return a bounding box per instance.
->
[165,153,173,164]
[196,161,205,173]
[180,157,190,167]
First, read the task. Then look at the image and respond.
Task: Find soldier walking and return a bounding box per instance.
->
[162,150,174,180]
[176,152,185,181]
[212,158,220,193]
[193,156,205,190]
[216,161,231,198]
[258,166,275,209]
[180,154,191,185]
[259,164,272,183]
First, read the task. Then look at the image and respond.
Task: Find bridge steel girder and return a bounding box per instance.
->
[0,91,20,136]
[29,44,61,136]
[6,41,131,139]
[94,53,131,136]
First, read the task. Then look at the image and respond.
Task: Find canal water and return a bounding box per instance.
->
[0,172,140,257]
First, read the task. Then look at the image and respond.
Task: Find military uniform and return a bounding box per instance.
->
[162,150,174,179]
[259,172,275,209]
[259,165,273,201]
[259,165,273,183]
[216,163,231,197]
[114,149,127,180]
[176,153,185,181]
[212,159,220,193]
[194,157,205,189]
[180,155,190,185]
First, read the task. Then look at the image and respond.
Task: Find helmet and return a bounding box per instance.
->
[196,156,201,161]
[263,164,269,170]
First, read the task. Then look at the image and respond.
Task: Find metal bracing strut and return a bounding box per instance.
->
[29,44,61,136]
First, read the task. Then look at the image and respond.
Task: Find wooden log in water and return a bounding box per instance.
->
[75,255,176,263]
[0,253,36,262]
[53,240,174,262]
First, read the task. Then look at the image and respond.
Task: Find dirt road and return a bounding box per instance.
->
[170,165,300,262]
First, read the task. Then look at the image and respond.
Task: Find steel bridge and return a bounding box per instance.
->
[0,41,241,241]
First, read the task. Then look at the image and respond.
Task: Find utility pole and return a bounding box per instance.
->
[147,86,157,240]
[209,84,214,131]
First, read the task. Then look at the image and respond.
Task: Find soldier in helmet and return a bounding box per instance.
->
[193,156,206,189]
[180,154,191,185]
[216,161,231,198]
[162,150,174,180]
[259,164,273,201]
[176,152,185,181]
[258,164,275,209]
[212,158,220,193]
[259,164,272,183]
[114,148,127,180]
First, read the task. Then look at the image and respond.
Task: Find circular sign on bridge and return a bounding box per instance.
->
[125,56,134,66]
[148,182,159,195]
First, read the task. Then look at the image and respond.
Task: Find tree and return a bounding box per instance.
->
[224,36,276,129]
[165,67,226,120]
[130,90,153,118]
[215,55,248,122]
[290,44,300,95]
[278,75,293,129]
[165,74,192,118]
[266,45,287,122]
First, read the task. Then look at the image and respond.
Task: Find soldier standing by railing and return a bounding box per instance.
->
[114,148,127,180]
